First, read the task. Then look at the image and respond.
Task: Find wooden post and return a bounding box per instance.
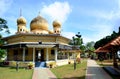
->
[111,47,118,68]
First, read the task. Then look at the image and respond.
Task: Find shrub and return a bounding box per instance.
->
[47,62,56,68]
[28,62,34,69]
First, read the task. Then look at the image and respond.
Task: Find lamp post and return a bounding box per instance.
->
[73,32,81,70]
[72,36,76,70]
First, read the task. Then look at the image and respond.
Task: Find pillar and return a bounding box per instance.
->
[67,52,69,59]
[46,48,49,61]
[23,48,25,62]
[33,47,35,63]
[113,51,118,68]
[55,48,58,62]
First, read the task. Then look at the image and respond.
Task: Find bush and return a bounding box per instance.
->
[3,61,9,65]
[28,62,34,69]
[47,62,56,68]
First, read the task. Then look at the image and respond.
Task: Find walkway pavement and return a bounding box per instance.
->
[86,59,112,79]
[32,68,56,79]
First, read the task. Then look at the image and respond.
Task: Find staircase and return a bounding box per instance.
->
[35,62,46,68]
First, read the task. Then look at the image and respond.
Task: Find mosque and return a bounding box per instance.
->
[1,14,80,68]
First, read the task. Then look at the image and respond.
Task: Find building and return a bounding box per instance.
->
[94,36,120,68]
[1,14,80,68]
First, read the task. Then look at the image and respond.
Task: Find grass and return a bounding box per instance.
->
[0,67,33,79]
[96,60,113,66]
[50,59,87,79]
[96,60,120,66]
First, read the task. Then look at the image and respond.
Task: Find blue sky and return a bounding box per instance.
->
[0,0,120,43]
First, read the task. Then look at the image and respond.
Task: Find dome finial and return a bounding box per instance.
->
[20,8,22,16]
[17,9,26,25]
[38,11,41,16]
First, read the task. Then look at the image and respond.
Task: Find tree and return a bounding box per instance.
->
[0,49,6,60]
[0,18,10,34]
[0,18,10,60]
[85,41,95,58]
[80,45,86,53]
[94,29,119,49]
[71,32,83,46]
[86,41,95,51]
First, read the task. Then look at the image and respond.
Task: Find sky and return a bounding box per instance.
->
[1,0,120,44]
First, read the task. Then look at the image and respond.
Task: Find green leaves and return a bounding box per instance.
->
[0,18,9,60]
[0,48,6,59]
[0,18,10,34]
[94,28,120,49]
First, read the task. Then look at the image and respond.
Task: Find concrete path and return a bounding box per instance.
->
[32,68,56,79]
[86,59,112,79]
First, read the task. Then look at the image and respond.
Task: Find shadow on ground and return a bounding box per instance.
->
[50,76,85,79]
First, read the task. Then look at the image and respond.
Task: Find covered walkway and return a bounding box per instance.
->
[86,59,112,79]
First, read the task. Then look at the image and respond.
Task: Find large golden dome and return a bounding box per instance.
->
[17,16,26,25]
[53,20,61,28]
[30,15,49,31]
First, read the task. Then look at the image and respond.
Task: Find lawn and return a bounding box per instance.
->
[50,59,87,79]
[0,67,33,79]
[96,59,120,66]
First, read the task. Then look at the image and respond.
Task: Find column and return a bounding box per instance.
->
[67,52,69,59]
[55,48,58,62]
[33,47,35,63]
[23,48,25,62]
[46,48,49,61]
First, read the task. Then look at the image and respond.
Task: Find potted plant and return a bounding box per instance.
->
[68,60,71,64]
[28,62,33,69]
[49,63,53,68]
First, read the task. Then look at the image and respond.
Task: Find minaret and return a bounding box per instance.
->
[16,9,28,34]
[52,20,61,34]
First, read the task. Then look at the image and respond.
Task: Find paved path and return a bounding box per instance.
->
[86,59,112,79]
[32,68,56,79]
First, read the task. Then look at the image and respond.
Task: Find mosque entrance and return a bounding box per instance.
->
[35,49,44,62]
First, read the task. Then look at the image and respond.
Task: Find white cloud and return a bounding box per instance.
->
[0,0,13,16]
[61,32,75,40]
[83,24,113,43]
[61,31,101,44]
[76,1,120,43]
[41,1,72,23]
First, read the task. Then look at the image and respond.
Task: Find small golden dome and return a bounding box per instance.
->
[49,30,54,34]
[17,16,26,25]
[53,20,61,27]
[30,15,49,31]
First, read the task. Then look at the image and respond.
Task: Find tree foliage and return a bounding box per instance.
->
[0,18,10,34]
[85,41,95,52]
[0,49,6,60]
[69,32,83,46]
[0,18,10,60]
[80,45,86,53]
[94,27,120,49]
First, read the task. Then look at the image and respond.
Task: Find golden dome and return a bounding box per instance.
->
[30,15,48,31]
[17,16,26,25]
[53,20,61,27]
